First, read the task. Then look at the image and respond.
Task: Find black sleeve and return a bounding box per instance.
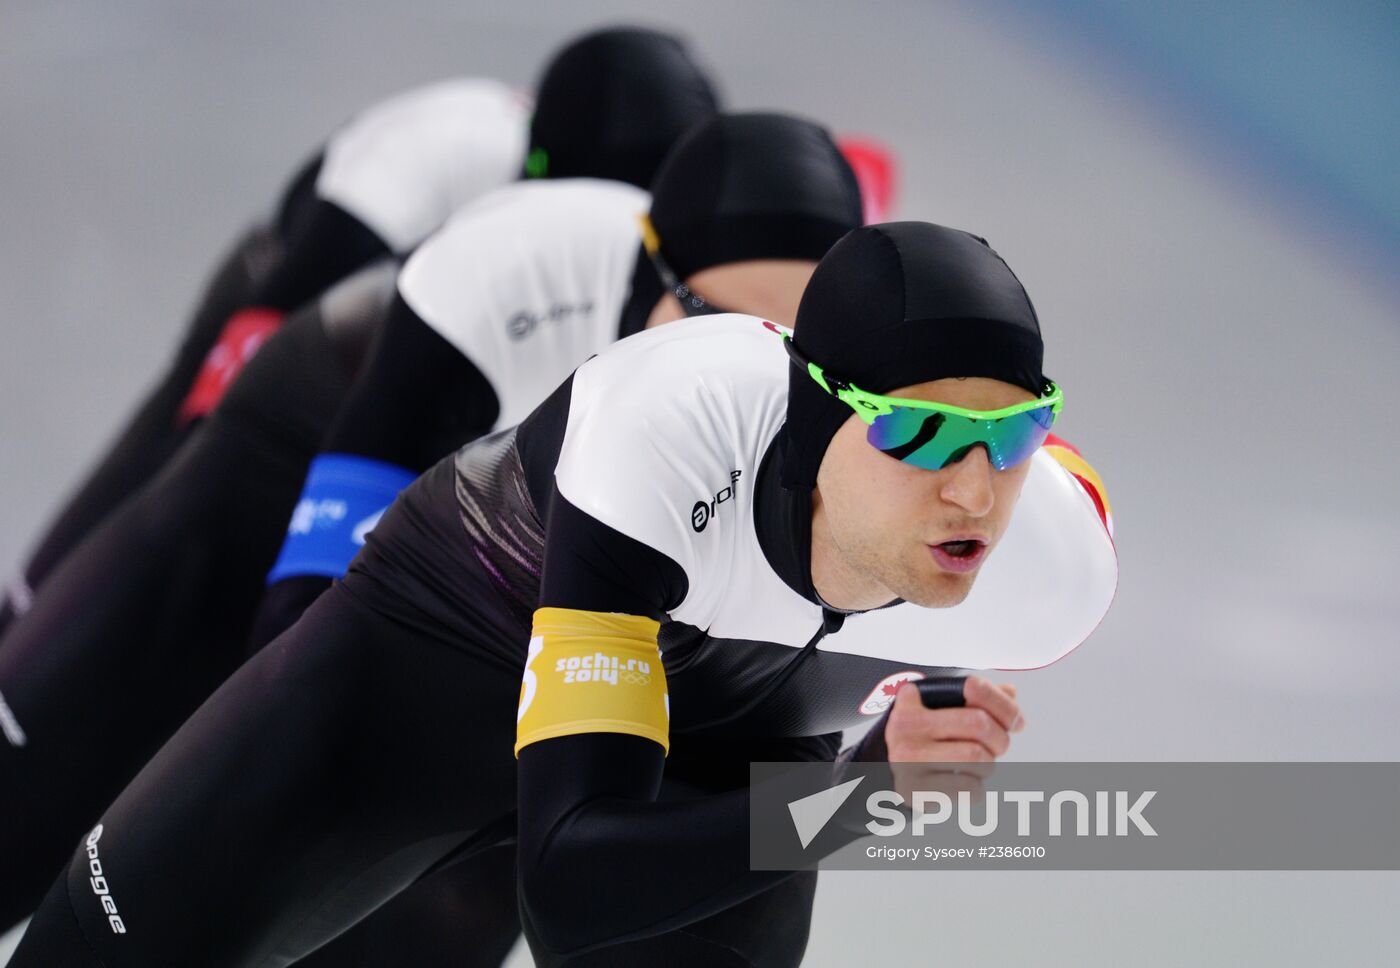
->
[319,293,500,470]
[518,734,790,957]
[516,489,795,956]
[252,198,389,312]
[536,488,687,620]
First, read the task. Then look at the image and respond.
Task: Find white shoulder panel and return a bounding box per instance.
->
[818,448,1118,670]
[397,179,650,430]
[316,78,530,252]
[554,315,817,641]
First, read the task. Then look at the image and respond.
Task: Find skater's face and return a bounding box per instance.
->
[811,377,1036,611]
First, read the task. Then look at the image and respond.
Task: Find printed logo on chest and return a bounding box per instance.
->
[506,301,594,340]
[691,470,743,533]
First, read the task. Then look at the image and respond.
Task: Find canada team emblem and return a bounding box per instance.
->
[858,671,925,716]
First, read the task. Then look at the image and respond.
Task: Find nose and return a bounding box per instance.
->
[938,445,995,517]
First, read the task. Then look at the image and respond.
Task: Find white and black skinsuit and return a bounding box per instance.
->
[11,230,1116,967]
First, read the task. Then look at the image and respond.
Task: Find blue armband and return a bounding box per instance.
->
[265,453,417,584]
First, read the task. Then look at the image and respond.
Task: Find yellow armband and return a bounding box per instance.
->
[515,607,669,756]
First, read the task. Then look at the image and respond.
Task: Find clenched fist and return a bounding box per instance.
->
[885,676,1024,802]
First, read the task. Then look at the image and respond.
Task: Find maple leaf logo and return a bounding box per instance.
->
[858,672,925,715]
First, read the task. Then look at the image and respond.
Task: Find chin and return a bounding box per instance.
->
[896,571,975,609]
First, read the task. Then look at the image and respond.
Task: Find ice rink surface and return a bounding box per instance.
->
[3,1,1398,964]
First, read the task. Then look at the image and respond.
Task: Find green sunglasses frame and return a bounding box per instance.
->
[777,327,1063,442]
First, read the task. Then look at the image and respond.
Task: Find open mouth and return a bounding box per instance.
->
[939,540,980,558]
[928,538,987,573]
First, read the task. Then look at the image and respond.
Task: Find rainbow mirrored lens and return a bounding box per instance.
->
[866,403,1056,471]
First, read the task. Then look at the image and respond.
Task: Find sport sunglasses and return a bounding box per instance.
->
[772,322,1063,472]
